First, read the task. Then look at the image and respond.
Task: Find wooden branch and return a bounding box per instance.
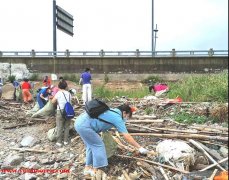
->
[159,166,170,180]
[116,155,189,174]
[139,167,151,177]
[137,161,157,175]
[127,119,164,123]
[126,123,161,133]
[131,115,157,119]
[29,117,49,121]
[10,147,55,153]
[189,139,225,171]
[190,125,228,132]
[129,133,228,142]
[199,157,228,172]
[3,122,34,129]
[71,136,80,144]
[152,127,228,136]
[122,170,132,180]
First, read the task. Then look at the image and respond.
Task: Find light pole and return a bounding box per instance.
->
[53,0,57,56]
[154,24,158,53]
[152,0,154,56]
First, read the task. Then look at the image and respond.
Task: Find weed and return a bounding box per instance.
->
[93,85,148,98]
[104,74,109,84]
[145,108,153,115]
[167,72,228,102]
[8,75,16,83]
[171,111,209,124]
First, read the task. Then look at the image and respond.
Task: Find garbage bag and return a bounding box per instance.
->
[32,100,55,118]
[101,131,117,158]
[47,127,57,142]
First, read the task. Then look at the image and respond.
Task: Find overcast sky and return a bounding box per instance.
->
[0,0,228,52]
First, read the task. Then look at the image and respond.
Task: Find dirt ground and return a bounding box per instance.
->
[0,80,228,180]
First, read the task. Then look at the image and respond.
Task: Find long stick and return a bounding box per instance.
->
[116,155,189,174]
[10,147,55,153]
[129,133,228,142]
[159,166,170,180]
[127,119,164,123]
[122,170,132,180]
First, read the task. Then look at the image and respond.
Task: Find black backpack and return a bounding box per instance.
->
[85,99,121,124]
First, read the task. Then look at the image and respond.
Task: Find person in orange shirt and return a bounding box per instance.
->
[21,78,32,103]
[43,75,51,87]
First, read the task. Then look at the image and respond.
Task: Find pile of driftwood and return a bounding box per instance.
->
[0,98,228,179]
[0,99,51,129]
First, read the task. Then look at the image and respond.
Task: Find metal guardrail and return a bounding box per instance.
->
[0,49,228,58]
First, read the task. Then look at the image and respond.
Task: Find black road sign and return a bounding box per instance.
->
[56,5,74,36]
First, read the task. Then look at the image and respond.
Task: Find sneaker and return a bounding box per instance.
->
[83,169,91,176]
[56,142,62,147]
[64,141,68,145]
[83,169,96,177]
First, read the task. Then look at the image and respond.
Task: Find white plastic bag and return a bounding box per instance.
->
[47,127,57,142]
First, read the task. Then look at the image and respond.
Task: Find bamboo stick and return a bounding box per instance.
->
[127,119,164,123]
[159,166,170,180]
[10,147,55,153]
[126,123,161,132]
[116,155,189,174]
[128,133,228,142]
[152,127,228,136]
[190,125,228,132]
[139,167,151,177]
[189,139,225,171]
[122,170,132,180]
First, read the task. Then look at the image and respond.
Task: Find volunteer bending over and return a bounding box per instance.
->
[74,104,149,176]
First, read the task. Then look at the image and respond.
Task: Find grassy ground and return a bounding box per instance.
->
[94,71,228,103]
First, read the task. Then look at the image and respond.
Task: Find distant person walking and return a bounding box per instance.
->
[79,68,92,105]
[12,80,21,101]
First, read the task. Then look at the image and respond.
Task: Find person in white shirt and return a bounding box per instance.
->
[51,80,72,147]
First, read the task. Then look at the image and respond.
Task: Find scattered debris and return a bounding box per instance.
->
[0,82,228,179]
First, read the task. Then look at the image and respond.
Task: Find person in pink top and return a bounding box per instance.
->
[51,85,59,96]
[150,83,169,97]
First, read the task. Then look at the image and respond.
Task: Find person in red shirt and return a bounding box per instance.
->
[43,75,52,87]
[21,78,32,103]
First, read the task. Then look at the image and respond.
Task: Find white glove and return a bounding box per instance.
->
[138,147,149,154]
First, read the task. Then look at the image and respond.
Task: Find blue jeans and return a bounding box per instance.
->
[74,118,108,168]
[36,93,46,109]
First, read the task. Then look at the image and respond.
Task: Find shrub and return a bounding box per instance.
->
[8,75,16,83]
